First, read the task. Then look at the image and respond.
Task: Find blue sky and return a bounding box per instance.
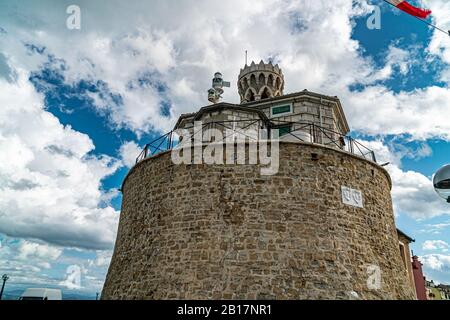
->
[1,0,450,299]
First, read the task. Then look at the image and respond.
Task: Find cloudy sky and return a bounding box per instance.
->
[1,0,450,298]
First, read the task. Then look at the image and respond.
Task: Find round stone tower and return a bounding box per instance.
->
[102,63,415,300]
[102,142,416,300]
[238,60,285,103]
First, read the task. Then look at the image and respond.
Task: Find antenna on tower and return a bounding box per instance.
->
[245,50,248,65]
[208,72,230,104]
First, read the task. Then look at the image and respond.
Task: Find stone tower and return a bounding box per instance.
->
[102,63,416,300]
[238,60,284,103]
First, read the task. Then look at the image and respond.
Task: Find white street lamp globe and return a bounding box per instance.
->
[433,164,450,203]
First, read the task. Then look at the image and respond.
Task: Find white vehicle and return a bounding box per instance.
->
[19,288,62,300]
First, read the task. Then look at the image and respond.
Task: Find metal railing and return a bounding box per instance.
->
[136,120,376,164]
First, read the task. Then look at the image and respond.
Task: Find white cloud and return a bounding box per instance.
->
[38,261,52,269]
[365,45,412,82]
[0,0,449,143]
[18,240,62,260]
[421,240,450,283]
[389,166,450,219]
[0,238,62,291]
[0,237,111,294]
[400,143,433,161]
[421,254,450,271]
[89,251,113,268]
[2,0,448,143]
[344,84,450,140]
[422,221,450,234]
[427,0,450,66]
[0,67,120,250]
[358,139,401,166]
[423,240,450,251]
[360,139,450,219]
[119,141,142,168]
[386,45,411,76]
[0,0,375,135]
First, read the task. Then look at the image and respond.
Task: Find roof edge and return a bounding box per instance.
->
[397,228,415,243]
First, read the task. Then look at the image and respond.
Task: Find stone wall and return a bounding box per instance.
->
[398,232,417,298]
[102,142,416,300]
[259,98,343,147]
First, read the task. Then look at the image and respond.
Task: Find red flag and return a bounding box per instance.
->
[387,0,432,19]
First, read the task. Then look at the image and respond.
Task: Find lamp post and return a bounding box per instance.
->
[0,274,9,300]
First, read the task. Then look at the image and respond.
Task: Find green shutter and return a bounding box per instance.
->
[272,105,291,115]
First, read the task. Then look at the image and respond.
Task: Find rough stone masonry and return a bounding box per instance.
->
[102,142,416,300]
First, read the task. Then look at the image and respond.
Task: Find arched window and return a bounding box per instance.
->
[275,77,281,90]
[267,74,274,87]
[243,78,249,90]
[250,74,257,86]
[261,87,272,100]
[246,89,255,102]
[258,73,266,86]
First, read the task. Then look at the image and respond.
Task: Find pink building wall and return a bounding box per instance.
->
[412,256,427,300]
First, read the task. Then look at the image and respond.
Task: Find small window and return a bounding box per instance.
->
[278,125,291,137]
[271,104,292,117]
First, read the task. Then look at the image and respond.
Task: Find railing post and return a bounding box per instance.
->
[349,138,354,154]
[144,144,149,159]
[168,131,173,150]
[312,123,316,143]
[309,124,312,143]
